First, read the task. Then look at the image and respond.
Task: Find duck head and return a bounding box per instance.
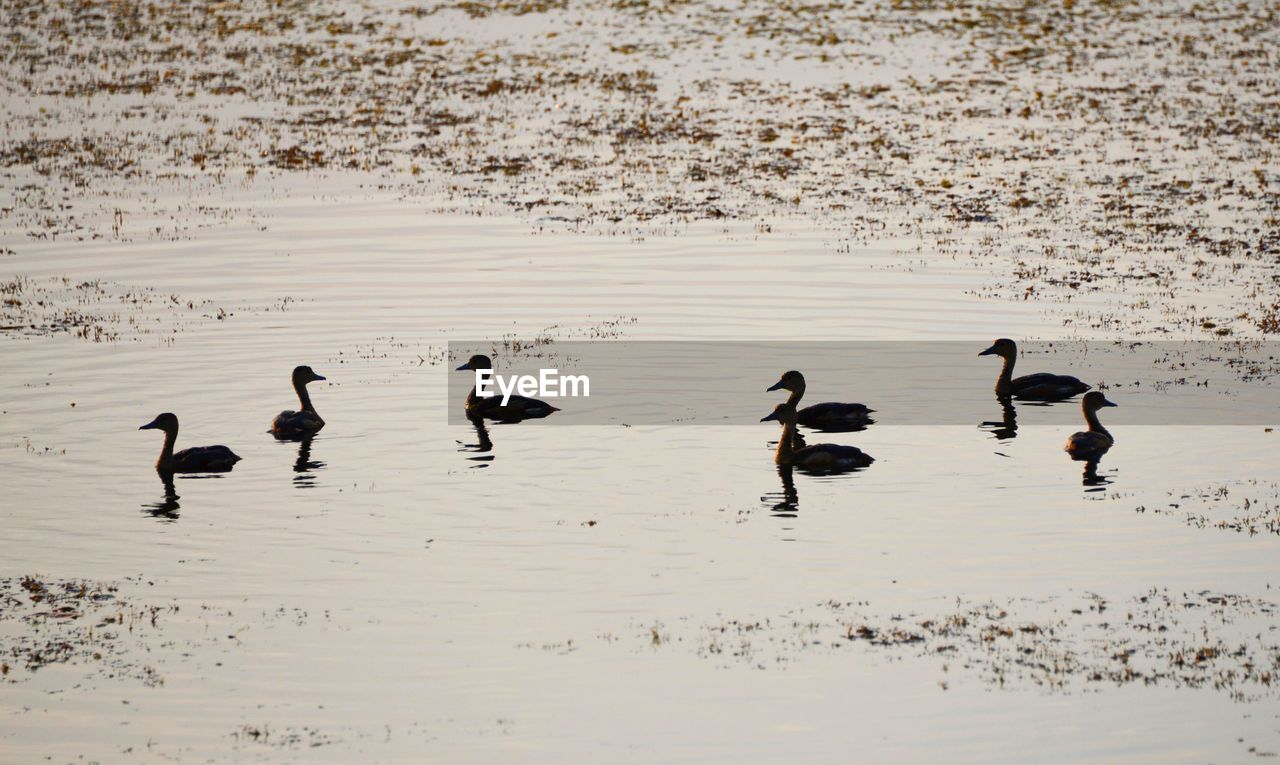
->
[760,402,798,424]
[456,354,493,372]
[1082,390,1118,412]
[139,412,179,433]
[292,365,326,385]
[978,338,1017,358]
[767,370,805,393]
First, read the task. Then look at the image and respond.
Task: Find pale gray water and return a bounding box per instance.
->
[2,178,1279,762]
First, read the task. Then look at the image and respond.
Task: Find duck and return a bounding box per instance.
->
[979,338,1091,400]
[1064,391,1117,461]
[455,354,559,422]
[761,402,874,472]
[767,370,874,432]
[139,413,241,472]
[271,365,327,439]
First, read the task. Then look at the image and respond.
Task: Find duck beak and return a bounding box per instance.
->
[139,419,159,430]
[1103,400,1118,408]
[766,380,785,392]
[311,373,327,382]
[456,362,472,371]
[978,344,998,356]
[760,411,780,422]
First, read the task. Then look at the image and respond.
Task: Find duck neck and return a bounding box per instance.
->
[995,352,1015,393]
[1084,406,1110,436]
[295,378,316,413]
[785,383,805,409]
[775,419,796,464]
[158,426,177,466]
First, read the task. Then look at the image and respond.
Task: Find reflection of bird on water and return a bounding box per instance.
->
[139,413,240,472]
[980,396,1019,440]
[457,413,495,466]
[292,435,326,487]
[142,470,181,520]
[761,464,799,517]
[760,402,873,473]
[1081,459,1112,487]
[766,370,874,446]
[456,355,559,422]
[979,338,1090,401]
[271,365,327,440]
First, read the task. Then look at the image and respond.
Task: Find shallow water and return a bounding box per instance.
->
[4,0,1280,758]
[2,179,1279,762]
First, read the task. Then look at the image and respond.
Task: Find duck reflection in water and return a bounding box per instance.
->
[980,396,1019,440]
[457,413,495,466]
[1065,391,1118,488]
[142,470,181,521]
[761,465,799,517]
[292,435,326,488]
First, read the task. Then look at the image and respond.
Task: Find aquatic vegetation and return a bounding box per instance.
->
[0,0,1275,334]
[623,590,1280,699]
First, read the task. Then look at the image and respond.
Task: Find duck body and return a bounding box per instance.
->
[168,445,242,472]
[271,365,326,439]
[1008,372,1092,401]
[1064,391,1118,461]
[467,394,559,422]
[140,413,240,473]
[795,401,875,430]
[457,355,559,422]
[762,402,873,473]
[980,338,1090,401]
[789,442,875,471]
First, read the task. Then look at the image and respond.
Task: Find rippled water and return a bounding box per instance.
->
[2,175,1278,762]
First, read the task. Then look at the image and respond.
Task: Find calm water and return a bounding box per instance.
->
[2,177,1278,762]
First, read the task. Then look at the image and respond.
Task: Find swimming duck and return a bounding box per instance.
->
[979,338,1091,400]
[1064,391,1117,461]
[767,370,874,432]
[271,365,327,439]
[139,413,241,472]
[456,354,559,421]
[761,402,874,472]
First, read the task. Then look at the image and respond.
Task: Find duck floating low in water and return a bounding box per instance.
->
[761,402,873,472]
[767,370,874,432]
[456,354,559,422]
[979,338,1091,401]
[1065,391,1117,461]
[139,413,241,473]
[271,365,327,439]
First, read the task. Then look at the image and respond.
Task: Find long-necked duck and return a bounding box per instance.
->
[271,365,327,439]
[761,402,873,472]
[1065,391,1117,460]
[979,338,1090,400]
[456,354,559,422]
[139,413,240,472]
[767,370,874,432]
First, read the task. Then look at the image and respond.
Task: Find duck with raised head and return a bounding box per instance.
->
[271,365,327,439]
[761,402,874,472]
[456,354,559,422]
[767,370,874,432]
[139,413,241,472]
[1065,391,1117,461]
[979,338,1090,401]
